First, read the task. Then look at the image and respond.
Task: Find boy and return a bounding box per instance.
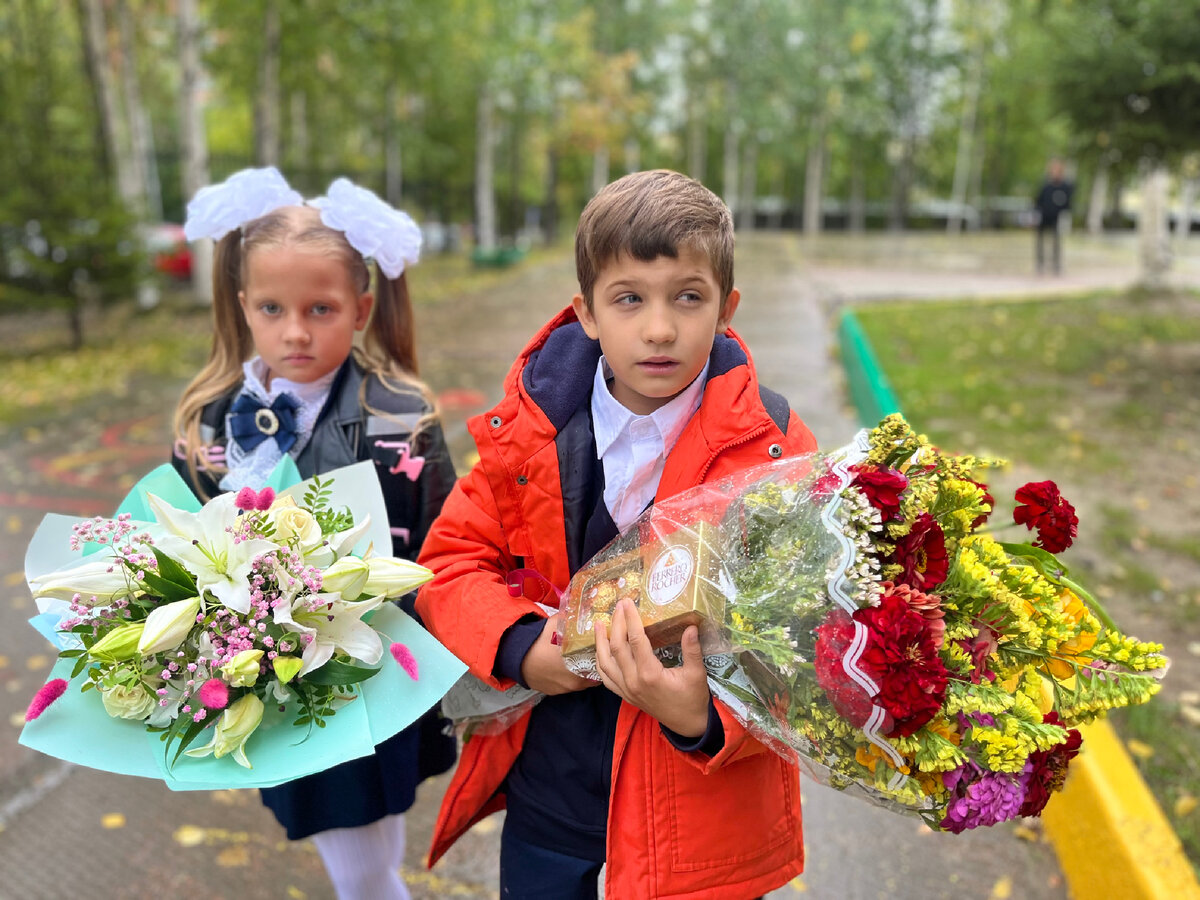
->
[417,170,815,898]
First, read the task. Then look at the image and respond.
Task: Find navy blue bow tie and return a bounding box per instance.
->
[229,392,301,453]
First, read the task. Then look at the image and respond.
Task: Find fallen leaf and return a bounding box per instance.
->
[5,517,20,535]
[0,656,8,669]
[1175,794,1197,817]
[174,825,207,847]
[4,572,24,586]
[1012,824,1039,842]
[101,813,126,829]
[788,875,807,892]
[990,876,1013,899]
[1180,705,1200,727]
[9,713,26,728]
[286,888,307,900]
[26,655,49,671]
[1180,691,1200,705]
[216,845,249,867]
[1188,642,1200,657]
[1126,739,1155,760]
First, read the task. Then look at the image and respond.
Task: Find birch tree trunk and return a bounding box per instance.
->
[849,149,866,233]
[77,0,139,208]
[722,125,739,225]
[179,0,212,302]
[1175,178,1195,243]
[1138,162,1171,289]
[803,120,826,235]
[737,140,757,231]
[1087,162,1109,235]
[591,146,610,196]
[385,82,403,205]
[114,0,151,218]
[474,84,497,252]
[254,0,281,167]
[687,91,707,181]
[289,91,309,176]
[947,52,983,234]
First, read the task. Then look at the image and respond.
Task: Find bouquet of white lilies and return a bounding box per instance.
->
[20,461,464,789]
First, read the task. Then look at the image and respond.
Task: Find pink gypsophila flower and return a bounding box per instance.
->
[198,678,230,710]
[26,679,69,721]
[390,643,419,680]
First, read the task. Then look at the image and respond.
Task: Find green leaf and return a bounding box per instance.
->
[302,659,382,686]
[998,542,1070,580]
[151,547,198,592]
[140,572,197,604]
[168,715,215,767]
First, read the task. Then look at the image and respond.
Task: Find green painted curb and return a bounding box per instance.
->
[837,307,1200,899]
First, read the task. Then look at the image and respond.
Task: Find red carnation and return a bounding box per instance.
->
[855,593,949,737]
[814,609,875,729]
[1018,711,1083,817]
[851,465,908,521]
[893,513,949,589]
[1013,481,1078,553]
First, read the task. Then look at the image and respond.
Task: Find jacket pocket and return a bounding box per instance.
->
[662,742,799,873]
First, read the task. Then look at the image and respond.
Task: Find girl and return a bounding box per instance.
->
[171,167,456,900]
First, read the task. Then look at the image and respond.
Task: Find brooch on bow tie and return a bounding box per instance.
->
[230,393,301,453]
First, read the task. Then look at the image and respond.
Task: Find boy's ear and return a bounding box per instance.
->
[716,288,741,334]
[355,292,374,330]
[572,293,599,340]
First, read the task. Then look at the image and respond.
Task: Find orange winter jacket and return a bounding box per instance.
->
[417,306,817,899]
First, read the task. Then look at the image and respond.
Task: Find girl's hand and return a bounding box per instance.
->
[520,614,596,695]
[594,600,710,738]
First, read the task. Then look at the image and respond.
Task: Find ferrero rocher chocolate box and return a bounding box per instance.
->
[561,522,727,657]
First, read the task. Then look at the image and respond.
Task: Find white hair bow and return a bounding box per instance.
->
[182,168,422,278]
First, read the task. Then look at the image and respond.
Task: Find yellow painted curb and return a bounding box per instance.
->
[1041,719,1200,899]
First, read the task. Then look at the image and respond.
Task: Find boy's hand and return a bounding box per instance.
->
[595,600,711,738]
[520,614,596,695]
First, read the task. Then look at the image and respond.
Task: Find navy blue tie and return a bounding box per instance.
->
[229,392,300,453]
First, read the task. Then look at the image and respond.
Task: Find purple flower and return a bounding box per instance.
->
[939,760,1029,833]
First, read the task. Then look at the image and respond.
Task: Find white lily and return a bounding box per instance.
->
[299,516,372,568]
[362,556,434,598]
[147,492,278,615]
[272,589,385,677]
[29,557,136,609]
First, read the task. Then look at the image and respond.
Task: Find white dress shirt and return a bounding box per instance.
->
[590,357,709,532]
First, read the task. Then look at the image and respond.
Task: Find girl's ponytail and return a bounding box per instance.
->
[173,231,251,496]
[364,266,419,376]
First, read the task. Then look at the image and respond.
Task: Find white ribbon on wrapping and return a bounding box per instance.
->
[822,428,910,787]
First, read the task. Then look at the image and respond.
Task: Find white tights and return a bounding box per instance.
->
[309,813,411,900]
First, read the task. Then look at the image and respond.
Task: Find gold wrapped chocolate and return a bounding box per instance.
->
[561,522,726,657]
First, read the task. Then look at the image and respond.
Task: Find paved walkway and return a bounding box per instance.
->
[2,230,1194,898]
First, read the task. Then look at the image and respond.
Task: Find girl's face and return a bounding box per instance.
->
[239,247,372,385]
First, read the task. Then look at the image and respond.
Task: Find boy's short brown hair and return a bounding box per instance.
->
[575,170,734,306]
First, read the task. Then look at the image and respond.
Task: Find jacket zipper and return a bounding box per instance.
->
[697,423,771,483]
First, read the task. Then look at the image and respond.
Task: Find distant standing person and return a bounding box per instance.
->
[1035,158,1074,274]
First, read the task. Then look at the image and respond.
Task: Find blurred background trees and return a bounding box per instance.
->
[2,0,1198,328]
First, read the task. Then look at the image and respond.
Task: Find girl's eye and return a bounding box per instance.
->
[311,304,333,316]
[259,302,281,316]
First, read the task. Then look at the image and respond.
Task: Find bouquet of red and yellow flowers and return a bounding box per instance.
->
[557,415,1166,831]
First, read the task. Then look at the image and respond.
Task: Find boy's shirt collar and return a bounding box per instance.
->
[591,356,709,458]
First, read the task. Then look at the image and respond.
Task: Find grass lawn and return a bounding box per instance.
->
[854,288,1200,873]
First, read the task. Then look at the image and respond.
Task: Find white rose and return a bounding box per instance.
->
[272,506,323,551]
[100,682,158,720]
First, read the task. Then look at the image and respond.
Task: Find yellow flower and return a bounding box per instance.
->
[1041,590,1098,680]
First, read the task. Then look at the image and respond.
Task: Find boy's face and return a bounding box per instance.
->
[572,247,739,416]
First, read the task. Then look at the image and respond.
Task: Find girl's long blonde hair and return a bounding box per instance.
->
[174,205,435,493]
